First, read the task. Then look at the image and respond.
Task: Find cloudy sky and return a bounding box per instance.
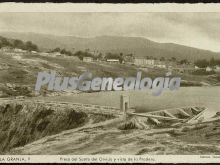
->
[0,12,220,52]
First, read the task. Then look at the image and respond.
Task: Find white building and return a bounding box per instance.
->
[206,66,212,72]
[31,51,37,54]
[155,64,166,68]
[83,57,93,62]
[195,66,199,70]
[134,58,154,66]
[106,59,120,63]
[154,61,166,68]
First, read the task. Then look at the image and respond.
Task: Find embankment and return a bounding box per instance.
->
[0,100,117,153]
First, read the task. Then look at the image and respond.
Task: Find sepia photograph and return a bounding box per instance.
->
[0,3,220,163]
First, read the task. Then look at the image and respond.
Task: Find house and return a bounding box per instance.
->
[83,57,93,62]
[154,61,166,68]
[206,66,213,72]
[155,64,166,68]
[31,51,37,54]
[146,59,154,65]
[134,58,143,66]
[134,58,154,66]
[195,66,199,70]
[106,59,120,63]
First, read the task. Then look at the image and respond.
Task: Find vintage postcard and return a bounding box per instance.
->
[0,3,220,163]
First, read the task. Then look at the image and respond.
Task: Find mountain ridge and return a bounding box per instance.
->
[0,31,220,61]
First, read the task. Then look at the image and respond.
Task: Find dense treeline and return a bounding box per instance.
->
[194,58,220,68]
[0,37,38,51]
[48,47,134,63]
[48,47,95,60]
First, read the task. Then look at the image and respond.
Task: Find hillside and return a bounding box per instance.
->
[1,32,220,61]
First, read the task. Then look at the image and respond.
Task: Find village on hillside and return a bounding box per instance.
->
[1,45,220,75]
[0,35,220,101]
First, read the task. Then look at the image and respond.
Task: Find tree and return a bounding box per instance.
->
[0,37,12,47]
[60,49,67,54]
[180,59,189,65]
[194,59,209,68]
[13,39,24,49]
[60,49,73,56]
[54,47,61,52]
[98,53,103,59]
[210,57,216,66]
[25,41,38,51]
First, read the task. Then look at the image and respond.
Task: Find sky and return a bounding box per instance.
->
[0,12,220,52]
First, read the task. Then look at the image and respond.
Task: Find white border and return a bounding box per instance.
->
[0,155,220,163]
[0,3,220,12]
[0,3,220,163]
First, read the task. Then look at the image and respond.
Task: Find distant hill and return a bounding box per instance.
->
[0,32,220,61]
